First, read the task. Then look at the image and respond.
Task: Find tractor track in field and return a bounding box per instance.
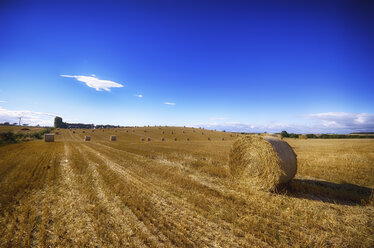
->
[78,142,269,247]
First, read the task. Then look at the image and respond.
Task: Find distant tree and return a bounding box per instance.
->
[12,122,18,126]
[280,131,289,138]
[289,133,299,138]
[54,116,63,128]
[3,122,9,126]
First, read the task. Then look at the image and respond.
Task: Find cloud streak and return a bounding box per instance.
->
[135,94,143,98]
[61,75,123,91]
[0,107,56,126]
[164,102,176,106]
[196,112,374,134]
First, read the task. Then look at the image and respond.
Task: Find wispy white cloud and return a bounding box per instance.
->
[0,107,56,126]
[61,75,123,91]
[0,100,7,103]
[135,94,143,98]
[195,112,374,134]
[164,102,176,106]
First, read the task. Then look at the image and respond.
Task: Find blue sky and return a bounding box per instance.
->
[0,0,373,133]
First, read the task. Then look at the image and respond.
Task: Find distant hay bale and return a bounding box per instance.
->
[161,137,165,141]
[83,131,85,133]
[55,131,59,135]
[202,132,204,135]
[144,130,147,132]
[171,131,174,134]
[299,134,307,139]
[162,131,165,134]
[44,134,54,142]
[84,136,91,141]
[141,137,145,141]
[222,137,225,141]
[193,130,195,132]
[73,131,75,133]
[110,135,116,141]
[174,137,177,141]
[186,138,190,141]
[147,137,151,141]
[229,135,297,191]
[92,130,95,132]
[208,137,211,140]
[133,130,135,132]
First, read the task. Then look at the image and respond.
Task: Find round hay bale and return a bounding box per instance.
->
[44,133,54,142]
[141,137,145,141]
[229,135,297,191]
[161,137,165,141]
[147,137,151,141]
[174,137,177,141]
[186,138,190,141]
[208,137,211,140]
[83,131,85,133]
[110,135,116,141]
[84,136,91,141]
[222,137,225,141]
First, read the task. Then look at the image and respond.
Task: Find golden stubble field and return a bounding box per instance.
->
[0,126,373,247]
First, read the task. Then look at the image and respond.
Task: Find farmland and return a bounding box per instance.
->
[0,126,373,247]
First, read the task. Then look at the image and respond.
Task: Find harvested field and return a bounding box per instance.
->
[0,127,373,247]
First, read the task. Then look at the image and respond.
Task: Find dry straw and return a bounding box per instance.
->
[229,135,297,191]
[44,134,54,142]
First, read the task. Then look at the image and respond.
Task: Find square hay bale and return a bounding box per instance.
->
[110,135,116,141]
[44,133,54,142]
[84,136,91,141]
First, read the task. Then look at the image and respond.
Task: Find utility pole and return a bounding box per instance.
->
[18,116,22,126]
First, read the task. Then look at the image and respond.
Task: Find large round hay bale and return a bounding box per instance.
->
[229,135,297,191]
